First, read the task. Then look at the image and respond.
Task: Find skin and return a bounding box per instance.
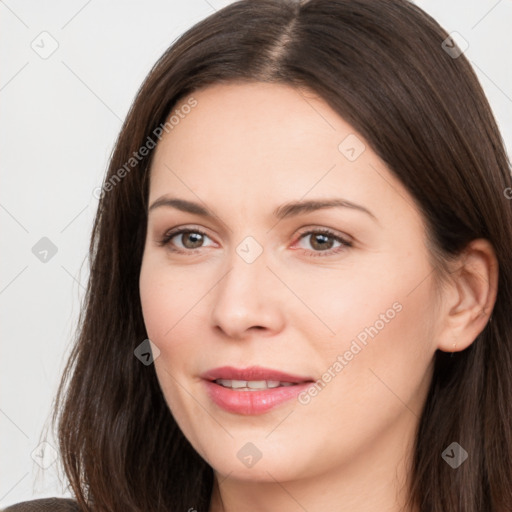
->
[139,82,498,512]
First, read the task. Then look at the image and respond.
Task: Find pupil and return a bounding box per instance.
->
[184,232,203,248]
[312,233,333,250]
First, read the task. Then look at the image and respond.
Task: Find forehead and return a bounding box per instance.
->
[161,83,343,164]
[147,82,422,234]
[150,82,364,191]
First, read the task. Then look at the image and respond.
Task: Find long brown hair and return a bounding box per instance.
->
[47,0,512,510]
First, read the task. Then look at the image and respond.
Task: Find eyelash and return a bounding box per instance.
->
[157,226,353,257]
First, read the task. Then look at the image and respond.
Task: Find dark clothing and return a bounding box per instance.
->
[1,498,80,512]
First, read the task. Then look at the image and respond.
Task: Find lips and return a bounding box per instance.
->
[200,366,315,415]
[200,366,314,384]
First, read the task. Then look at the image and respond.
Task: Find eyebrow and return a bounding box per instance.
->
[148,196,377,222]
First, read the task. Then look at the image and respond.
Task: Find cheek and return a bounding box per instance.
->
[139,253,204,343]
[138,253,217,418]
[293,245,437,408]
[278,252,429,355]
[298,263,436,430]
[139,256,205,432]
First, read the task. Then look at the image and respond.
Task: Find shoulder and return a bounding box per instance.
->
[1,497,80,512]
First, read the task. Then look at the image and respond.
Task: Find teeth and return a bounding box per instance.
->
[247,380,271,389]
[215,379,297,390]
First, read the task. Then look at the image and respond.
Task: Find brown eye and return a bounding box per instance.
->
[158,228,214,252]
[179,231,205,249]
[309,232,335,251]
[296,229,352,256]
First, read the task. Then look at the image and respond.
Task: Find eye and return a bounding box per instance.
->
[295,228,352,256]
[157,226,352,257]
[157,227,215,253]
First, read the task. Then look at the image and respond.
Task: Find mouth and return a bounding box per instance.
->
[213,379,298,390]
[201,365,314,386]
[200,366,315,415]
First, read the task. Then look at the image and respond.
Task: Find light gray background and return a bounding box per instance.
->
[1,0,511,507]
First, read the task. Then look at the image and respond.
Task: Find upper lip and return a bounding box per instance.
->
[201,366,315,383]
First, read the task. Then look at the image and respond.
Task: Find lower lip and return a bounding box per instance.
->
[203,380,314,415]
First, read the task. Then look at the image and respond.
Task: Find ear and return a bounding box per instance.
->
[435,239,499,353]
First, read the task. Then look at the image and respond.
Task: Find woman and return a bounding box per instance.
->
[4,0,511,510]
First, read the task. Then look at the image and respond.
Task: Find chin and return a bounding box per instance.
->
[197,436,317,483]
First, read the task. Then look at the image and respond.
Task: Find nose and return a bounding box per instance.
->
[210,246,286,340]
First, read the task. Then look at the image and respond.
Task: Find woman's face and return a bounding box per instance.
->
[139,82,440,486]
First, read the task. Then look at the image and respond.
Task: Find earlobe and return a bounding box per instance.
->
[436,238,498,353]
